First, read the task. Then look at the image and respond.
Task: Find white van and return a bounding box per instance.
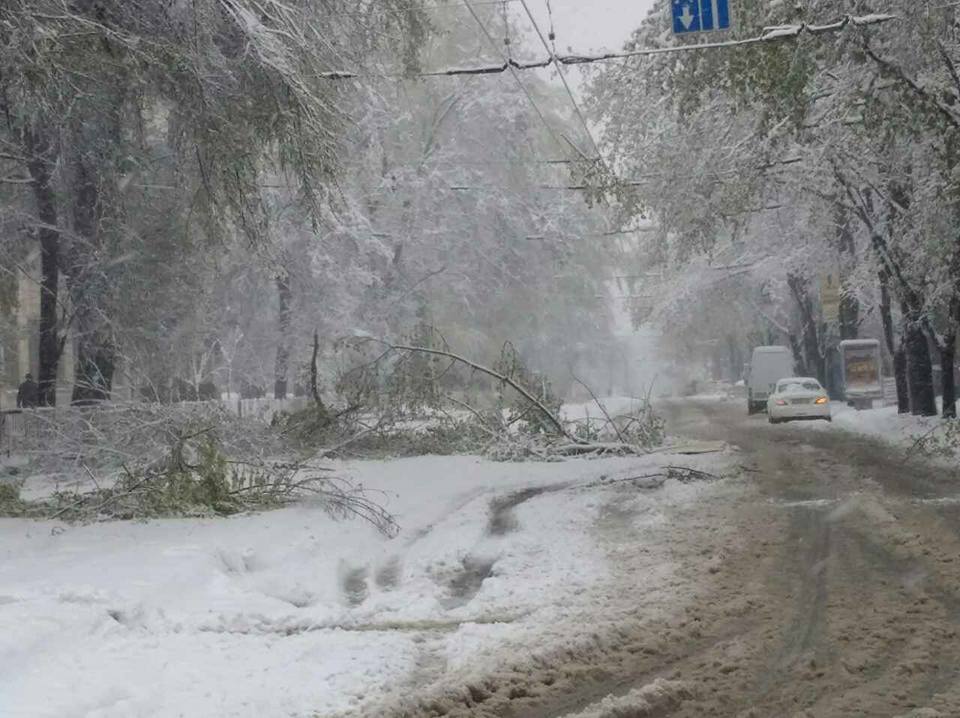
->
[746,346,795,414]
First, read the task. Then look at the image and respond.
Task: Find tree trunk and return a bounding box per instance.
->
[893,344,910,414]
[805,322,826,385]
[787,273,826,384]
[836,202,859,341]
[309,330,321,406]
[273,274,291,400]
[788,333,807,376]
[69,156,115,404]
[24,129,61,406]
[839,293,859,341]
[879,270,909,413]
[880,185,934,414]
[941,334,957,419]
[943,227,960,419]
[904,314,937,416]
[309,330,330,419]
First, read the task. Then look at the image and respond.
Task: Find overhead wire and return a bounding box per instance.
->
[517,0,601,160]
[500,0,513,61]
[544,0,557,51]
[321,0,522,18]
[237,12,899,243]
[459,0,574,157]
[314,14,898,79]
[350,8,879,261]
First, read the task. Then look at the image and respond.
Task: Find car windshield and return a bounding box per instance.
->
[777,380,821,393]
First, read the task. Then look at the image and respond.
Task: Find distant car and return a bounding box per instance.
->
[766,377,831,424]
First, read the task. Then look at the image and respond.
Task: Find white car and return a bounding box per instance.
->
[766,377,831,424]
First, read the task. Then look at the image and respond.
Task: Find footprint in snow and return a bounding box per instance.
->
[341,564,369,607]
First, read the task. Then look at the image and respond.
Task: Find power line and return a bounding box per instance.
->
[543,0,558,52]
[364,157,574,167]
[315,14,897,79]
[316,0,523,18]
[516,0,601,160]
[460,0,573,157]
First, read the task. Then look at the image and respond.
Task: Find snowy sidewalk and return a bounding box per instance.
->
[787,400,948,454]
[683,393,950,454]
[0,452,731,718]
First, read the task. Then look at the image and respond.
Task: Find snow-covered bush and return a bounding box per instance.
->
[910,419,960,460]
[0,480,22,516]
[494,343,563,437]
[617,404,667,448]
[1,404,397,529]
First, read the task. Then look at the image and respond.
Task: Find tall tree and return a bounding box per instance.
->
[0,0,429,402]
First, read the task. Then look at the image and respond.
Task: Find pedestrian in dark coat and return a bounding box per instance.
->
[17,373,38,409]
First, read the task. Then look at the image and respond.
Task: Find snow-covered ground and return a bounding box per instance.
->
[0,450,733,718]
[682,392,948,452]
[794,400,944,449]
[561,395,653,422]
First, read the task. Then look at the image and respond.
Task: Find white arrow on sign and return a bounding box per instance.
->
[679,4,696,29]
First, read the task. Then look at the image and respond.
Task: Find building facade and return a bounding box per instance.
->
[0,253,75,408]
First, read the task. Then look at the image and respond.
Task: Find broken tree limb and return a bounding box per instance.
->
[441,393,503,438]
[571,372,629,445]
[383,342,583,445]
[595,465,721,489]
[553,441,645,456]
[648,440,727,455]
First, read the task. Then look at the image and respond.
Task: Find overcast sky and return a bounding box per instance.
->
[512,0,660,97]
[529,0,658,53]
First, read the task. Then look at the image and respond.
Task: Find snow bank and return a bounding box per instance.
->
[560,678,692,717]
[795,402,941,448]
[562,395,653,422]
[0,452,728,717]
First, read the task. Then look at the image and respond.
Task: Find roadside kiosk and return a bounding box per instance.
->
[838,339,883,410]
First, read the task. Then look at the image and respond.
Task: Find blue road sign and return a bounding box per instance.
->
[673,0,731,34]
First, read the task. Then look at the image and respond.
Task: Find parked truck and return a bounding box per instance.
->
[746,345,795,415]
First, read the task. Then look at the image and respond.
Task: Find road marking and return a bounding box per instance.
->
[911,496,960,506]
[771,498,839,508]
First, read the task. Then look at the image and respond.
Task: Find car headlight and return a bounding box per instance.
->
[815,397,828,405]
[775,399,787,406]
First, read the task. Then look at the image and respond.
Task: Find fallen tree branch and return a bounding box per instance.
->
[380,341,582,444]
[34,455,399,536]
[571,372,629,445]
[317,425,380,458]
[595,465,721,489]
[441,393,502,438]
[553,441,645,456]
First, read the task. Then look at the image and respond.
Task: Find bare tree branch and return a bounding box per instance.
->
[570,372,628,445]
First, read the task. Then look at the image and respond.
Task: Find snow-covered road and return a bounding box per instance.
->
[0,451,735,718]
